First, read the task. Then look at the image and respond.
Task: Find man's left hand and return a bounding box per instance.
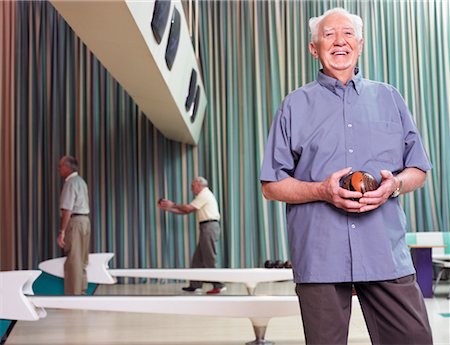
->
[358,170,398,212]
[57,231,65,248]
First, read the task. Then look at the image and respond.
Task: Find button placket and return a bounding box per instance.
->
[343,87,356,167]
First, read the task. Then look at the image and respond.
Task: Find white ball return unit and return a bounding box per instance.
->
[0,270,300,345]
[38,253,294,295]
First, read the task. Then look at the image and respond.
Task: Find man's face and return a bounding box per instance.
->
[191,181,201,195]
[58,159,71,178]
[309,13,363,78]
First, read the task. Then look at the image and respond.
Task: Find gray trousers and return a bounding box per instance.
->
[64,216,90,295]
[190,221,223,289]
[295,274,433,345]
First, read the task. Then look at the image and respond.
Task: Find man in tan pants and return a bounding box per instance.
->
[57,156,90,295]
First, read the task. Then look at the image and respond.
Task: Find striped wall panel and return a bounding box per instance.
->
[1,0,449,273]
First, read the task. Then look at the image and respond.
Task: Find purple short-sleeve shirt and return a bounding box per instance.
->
[260,69,432,283]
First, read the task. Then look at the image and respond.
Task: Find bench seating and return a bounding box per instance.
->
[405,231,450,260]
[405,231,450,298]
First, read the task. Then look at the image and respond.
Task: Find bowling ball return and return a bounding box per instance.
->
[39,253,293,295]
[0,270,299,345]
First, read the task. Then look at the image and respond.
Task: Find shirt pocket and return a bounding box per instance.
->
[370,121,404,166]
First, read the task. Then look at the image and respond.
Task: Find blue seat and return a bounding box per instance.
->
[405,231,450,298]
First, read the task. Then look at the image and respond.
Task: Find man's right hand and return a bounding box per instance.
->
[158,198,174,210]
[320,167,364,213]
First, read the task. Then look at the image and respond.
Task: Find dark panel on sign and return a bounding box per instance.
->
[165,8,181,70]
[151,0,171,44]
[185,69,197,111]
[190,86,200,123]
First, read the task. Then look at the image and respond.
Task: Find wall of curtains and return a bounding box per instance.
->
[1,1,16,270]
[194,0,450,264]
[1,0,449,272]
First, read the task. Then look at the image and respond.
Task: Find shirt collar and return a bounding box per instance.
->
[197,187,209,196]
[317,67,362,95]
[65,171,78,182]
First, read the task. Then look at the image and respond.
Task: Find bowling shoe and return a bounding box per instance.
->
[206,286,227,294]
[182,286,202,293]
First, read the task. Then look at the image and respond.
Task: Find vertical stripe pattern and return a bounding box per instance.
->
[0,1,449,272]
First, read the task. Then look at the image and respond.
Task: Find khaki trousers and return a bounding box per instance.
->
[64,216,90,295]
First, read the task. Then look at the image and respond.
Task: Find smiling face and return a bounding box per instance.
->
[309,12,363,83]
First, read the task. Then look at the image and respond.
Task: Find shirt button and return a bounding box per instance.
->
[351,224,356,229]
[347,123,353,128]
[348,149,354,153]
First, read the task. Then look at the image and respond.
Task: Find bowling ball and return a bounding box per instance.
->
[274,260,284,269]
[341,171,379,194]
[284,260,292,269]
[264,260,274,269]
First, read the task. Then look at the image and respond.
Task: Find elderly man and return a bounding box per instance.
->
[58,156,90,295]
[158,177,225,294]
[260,8,433,345]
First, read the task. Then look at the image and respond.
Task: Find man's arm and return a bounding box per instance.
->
[57,208,72,248]
[158,199,196,215]
[262,167,364,213]
[359,167,427,212]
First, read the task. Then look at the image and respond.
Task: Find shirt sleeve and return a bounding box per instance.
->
[391,87,432,172]
[60,181,75,211]
[190,192,206,210]
[260,100,298,182]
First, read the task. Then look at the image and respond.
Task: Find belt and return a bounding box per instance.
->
[199,219,219,225]
[71,213,89,218]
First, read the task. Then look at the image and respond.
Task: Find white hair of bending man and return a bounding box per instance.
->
[193,176,208,187]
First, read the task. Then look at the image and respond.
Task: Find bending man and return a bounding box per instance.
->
[159,177,225,295]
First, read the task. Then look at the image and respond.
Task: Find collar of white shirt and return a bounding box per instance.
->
[65,171,78,182]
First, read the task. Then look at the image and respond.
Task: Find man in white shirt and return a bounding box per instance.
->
[158,176,225,294]
[58,156,90,295]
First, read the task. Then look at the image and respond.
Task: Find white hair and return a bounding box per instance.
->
[309,8,363,42]
[194,176,208,186]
